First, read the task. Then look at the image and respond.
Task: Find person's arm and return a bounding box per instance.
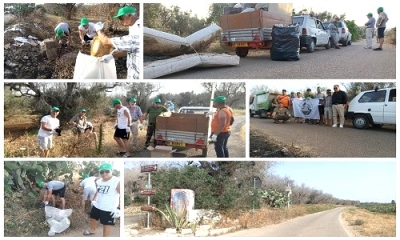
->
[69,116,77,126]
[68,35,73,45]
[214,111,227,135]
[41,121,53,132]
[116,181,120,209]
[78,28,85,41]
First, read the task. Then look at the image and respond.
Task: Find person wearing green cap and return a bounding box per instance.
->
[69,108,98,144]
[374,7,388,51]
[113,99,132,157]
[143,97,169,148]
[126,97,144,149]
[364,13,376,49]
[79,173,98,212]
[54,22,72,47]
[210,96,234,158]
[78,17,97,46]
[84,163,120,237]
[39,180,66,209]
[95,5,141,79]
[37,106,61,158]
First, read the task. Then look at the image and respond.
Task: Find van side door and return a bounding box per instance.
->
[383,88,396,124]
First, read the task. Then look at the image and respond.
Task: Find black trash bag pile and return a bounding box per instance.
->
[271,25,300,61]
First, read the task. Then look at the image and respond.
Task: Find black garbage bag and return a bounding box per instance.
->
[271,25,300,61]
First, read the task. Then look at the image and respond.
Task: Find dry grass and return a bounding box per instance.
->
[342,207,396,237]
[209,204,338,230]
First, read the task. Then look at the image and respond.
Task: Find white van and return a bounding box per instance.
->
[345,87,396,129]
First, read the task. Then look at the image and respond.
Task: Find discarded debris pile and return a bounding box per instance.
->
[4,24,55,79]
[144,24,240,79]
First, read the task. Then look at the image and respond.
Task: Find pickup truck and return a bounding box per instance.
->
[154,113,211,157]
[219,3,293,57]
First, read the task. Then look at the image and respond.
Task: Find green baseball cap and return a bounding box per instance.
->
[55,28,63,37]
[113,6,136,18]
[99,163,113,171]
[38,181,45,188]
[367,13,373,17]
[291,91,295,94]
[211,96,227,103]
[81,17,89,26]
[327,89,332,92]
[129,97,137,103]
[377,7,384,12]
[154,98,161,103]
[112,99,122,106]
[83,173,89,179]
[52,106,60,112]
[80,108,86,112]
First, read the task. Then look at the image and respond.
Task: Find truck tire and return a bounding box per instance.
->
[325,39,331,49]
[306,39,315,53]
[343,37,348,46]
[250,110,254,117]
[201,147,208,157]
[352,115,369,129]
[258,109,264,119]
[235,47,249,57]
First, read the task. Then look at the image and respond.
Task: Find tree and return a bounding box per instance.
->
[343,82,396,100]
[206,3,233,25]
[250,85,269,95]
[201,82,246,108]
[126,82,161,111]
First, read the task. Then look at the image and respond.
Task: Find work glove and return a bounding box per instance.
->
[58,40,62,44]
[110,208,120,218]
[99,54,114,63]
[143,120,148,126]
[211,134,218,142]
[43,201,49,206]
[138,123,144,130]
[81,40,86,45]
[52,128,61,136]
[126,127,131,133]
[94,22,104,32]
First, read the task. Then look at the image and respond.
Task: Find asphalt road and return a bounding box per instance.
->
[159,40,396,79]
[220,207,349,237]
[250,117,396,158]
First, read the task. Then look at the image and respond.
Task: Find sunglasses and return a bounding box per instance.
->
[100,170,110,174]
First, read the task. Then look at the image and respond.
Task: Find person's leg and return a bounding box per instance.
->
[103,225,111,237]
[214,134,225,157]
[145,124,155,146]
[332,105,338,126]
[51,195,56,207]
[220,132,231,158]
[123,139,131,156]
[60,197,65,209]
[131,122,138,148]
[366,28,372,48]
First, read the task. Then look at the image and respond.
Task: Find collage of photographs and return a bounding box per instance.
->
[1,1,397,239]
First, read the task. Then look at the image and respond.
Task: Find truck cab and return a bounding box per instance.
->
[250,91,278,118]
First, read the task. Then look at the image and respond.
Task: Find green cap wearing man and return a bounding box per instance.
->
[143,97,169,148]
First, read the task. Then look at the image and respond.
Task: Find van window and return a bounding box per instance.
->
[358,90,387,103]
[389,89,396,102]
[292,17,304,25]
[309,19,317,28]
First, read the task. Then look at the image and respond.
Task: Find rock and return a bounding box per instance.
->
[23,56,29,60]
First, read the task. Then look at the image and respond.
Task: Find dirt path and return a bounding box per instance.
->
[55,216,120,237]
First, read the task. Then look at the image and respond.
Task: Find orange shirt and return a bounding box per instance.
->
[211,107,233,133]
[276,95,290,107]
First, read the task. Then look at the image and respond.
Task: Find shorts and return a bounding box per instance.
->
[114,128,130,140]
[52,184,66,198]
[38,136,53,150]
[82,187,96,201]
[324,107,332,119]
[90,206,115,225]
[377,27,385,38]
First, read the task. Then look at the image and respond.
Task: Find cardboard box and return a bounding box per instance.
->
[147,145,176,158]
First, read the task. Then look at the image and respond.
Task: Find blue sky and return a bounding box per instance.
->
[271,161,396,203]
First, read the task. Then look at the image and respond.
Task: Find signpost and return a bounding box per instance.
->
[140,164,157,229]
[285,183,292,209]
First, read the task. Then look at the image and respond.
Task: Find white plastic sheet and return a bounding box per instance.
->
[73,51,117,79]
[45,206,73,236]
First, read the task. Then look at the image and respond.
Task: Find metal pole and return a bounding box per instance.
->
[252,178,255,215]
[146,172,151,228]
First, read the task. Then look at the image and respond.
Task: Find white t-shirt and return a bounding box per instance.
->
[78,22,96,38]
[38,115,60,137]
[80,176,97,189]
[93,176,120,212]
[117,106,130,129]
[54,22,70,34]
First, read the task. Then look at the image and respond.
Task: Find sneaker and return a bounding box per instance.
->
[332,124,337,128]
[364,46,372,49]
[339,125,344,128]
[373,47,383,51]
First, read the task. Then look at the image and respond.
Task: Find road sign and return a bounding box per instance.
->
[141,164,158,173]
[140,205,156,212]
[140,189,156,195]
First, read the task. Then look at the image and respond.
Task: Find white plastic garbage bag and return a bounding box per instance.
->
[73,51,117,79]
[45,206,73,236]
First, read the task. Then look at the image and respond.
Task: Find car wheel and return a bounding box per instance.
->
[353,115,369,129]
[343,37,348,46]
[325,40,330,49]
[306,39,315,53]
[250,110,254,118]
[235,47,249,57]
[201,147,208,157]
[348,38,352,45]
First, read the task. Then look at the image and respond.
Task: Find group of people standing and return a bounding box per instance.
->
[364,7,389,50]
